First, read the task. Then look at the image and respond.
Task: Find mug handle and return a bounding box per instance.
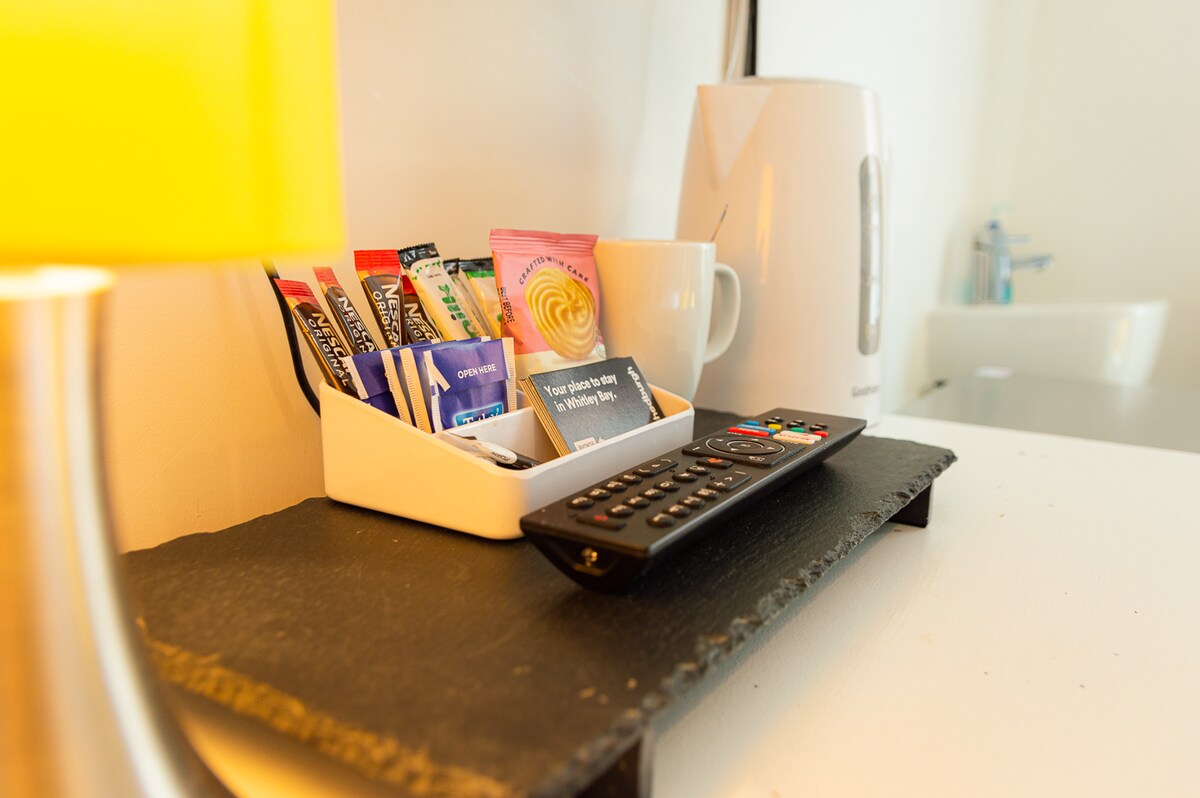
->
[704,262,741,363]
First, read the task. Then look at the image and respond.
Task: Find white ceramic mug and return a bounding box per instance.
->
[594,240,741,401]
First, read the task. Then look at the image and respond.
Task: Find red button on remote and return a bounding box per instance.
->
[728,426,770,437]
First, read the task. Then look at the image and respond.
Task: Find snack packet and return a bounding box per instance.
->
[490,229,605,378]
[400,272,442,344]
[459,257,504,339]
[353,250,404,347]
[274,279,357,395]
[398,243,486,341]
[314,267,378,354]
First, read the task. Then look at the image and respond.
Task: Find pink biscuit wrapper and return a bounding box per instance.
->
[490,229,605,379]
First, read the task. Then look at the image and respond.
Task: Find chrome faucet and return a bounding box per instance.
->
[972,219,1053,304]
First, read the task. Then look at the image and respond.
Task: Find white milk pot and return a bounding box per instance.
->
[677,78,884,422]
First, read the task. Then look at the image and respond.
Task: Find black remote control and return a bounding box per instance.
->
[520,408,867,591]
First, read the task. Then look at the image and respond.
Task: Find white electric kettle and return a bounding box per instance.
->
[677,78,885,422]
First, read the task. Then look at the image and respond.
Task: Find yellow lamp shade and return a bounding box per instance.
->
[0,0,345,266]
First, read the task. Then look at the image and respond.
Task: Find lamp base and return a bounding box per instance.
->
[0,268,231,796]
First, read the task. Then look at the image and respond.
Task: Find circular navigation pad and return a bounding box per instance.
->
[705,436,785,456]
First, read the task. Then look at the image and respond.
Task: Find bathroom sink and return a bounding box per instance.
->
[928,301,1168,386]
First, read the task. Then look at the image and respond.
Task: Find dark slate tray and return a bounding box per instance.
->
[124,409,955,798]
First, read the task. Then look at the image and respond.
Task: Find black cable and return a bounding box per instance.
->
[263,259,321,416]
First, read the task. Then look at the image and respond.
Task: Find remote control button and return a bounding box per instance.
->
[672,471,698,483]
[765,416,784,425]
[772,431,812,445]
[706,437,785,456]
[625,496,650,509]
[709,471,751,492]
[767,423,782,431]
[681,444,708,457]
[686,465,710,475]
[641,488,665,500]
[657,481,680,493]
[577,514,625,531]
[620,473,643,485]
[788,419,805,428]
[635,458,676,477]
[666,504,691,518]
[728,426,771,437]
[789,426,806,433]
[604,481,628,492]
[681,496,705,509]
[810,423,827,431]
[648,513,676,528]
[607,504,634,518]
[694,488,720,502]
[813,430,829,438]
[742,419,762,426]
[701,457,732,469]
[568,496,594,509]
[588,488,612,500]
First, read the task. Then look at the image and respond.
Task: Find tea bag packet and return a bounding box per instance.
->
[490,229,605,379]
[353,250,404,347]
[342,349,411,424]
[459,257,504,339]
[423,337,517,431]
[274,279,357,395]
[314,267,378,354]
[392,338,487,433]
[398,243,486,341]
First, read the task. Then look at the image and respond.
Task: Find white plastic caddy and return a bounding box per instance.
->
[320,382,695,539]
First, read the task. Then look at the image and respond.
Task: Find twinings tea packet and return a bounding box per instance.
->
[393,338,487,432]
[353,250,404,347]
[274,279,357,395]
[490,229,605,379]
[314,267,378,354]
[398,243,486,341]
[423,337,517,432]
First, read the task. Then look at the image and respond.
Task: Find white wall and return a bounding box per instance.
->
[978,0,1200,389]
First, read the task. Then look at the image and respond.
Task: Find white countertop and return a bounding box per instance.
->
[654,414,1200,797]
[178,413,1200,796]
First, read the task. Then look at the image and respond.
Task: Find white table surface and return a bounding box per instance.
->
[653,414,1200,797]
[178,414,1200,797]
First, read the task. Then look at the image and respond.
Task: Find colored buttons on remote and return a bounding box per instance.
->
[773,431,816,445]
[728,425,771,437]
[700,457,731,469]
